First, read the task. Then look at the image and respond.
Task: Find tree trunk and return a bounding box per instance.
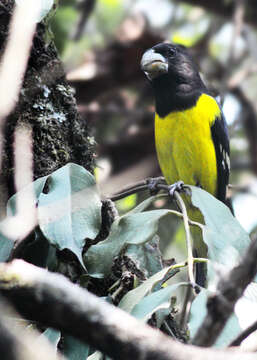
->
[0,0,95,198]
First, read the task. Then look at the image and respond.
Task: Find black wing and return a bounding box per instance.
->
[211,112,230,203]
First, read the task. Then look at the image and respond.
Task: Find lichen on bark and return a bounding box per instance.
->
[0,2,95,197]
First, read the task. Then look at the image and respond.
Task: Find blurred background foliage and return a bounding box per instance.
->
[49,0,257,262]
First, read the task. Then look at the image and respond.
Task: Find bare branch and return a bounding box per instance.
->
[192,235,257,347]
[231,87,257,175]
[174,192,195,286]
[230,319,257,347]
[0,296,63,360]
[175,0,257,28]
[73,0,96,41]
[0,260,256,360]
[227,0,245,64]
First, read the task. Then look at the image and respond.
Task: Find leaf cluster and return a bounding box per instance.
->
[0,163,255,358]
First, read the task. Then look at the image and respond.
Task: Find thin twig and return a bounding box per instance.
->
[179,256,208,329]
[162,258,208,276]
[229,319,257,347]
[227,0,245,64]
[228,184,249,192]
[174,192,195,287]
[111,180,205,231]
[109,177,166,201]
[192,235,257,347]
[110,184,149,201]
[73,0,96,40]
[179,284,194,330]
[162,320,177,339]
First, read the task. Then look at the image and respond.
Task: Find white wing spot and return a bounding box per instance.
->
[226,153,230,170]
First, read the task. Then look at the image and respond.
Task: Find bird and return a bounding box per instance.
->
[141,43,230,284]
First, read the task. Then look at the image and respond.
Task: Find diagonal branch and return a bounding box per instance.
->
[230,87,257,175]
[229,319,257,347]
[0,260,256,360]
[0,296,63,360]
[175,0,257,28]
[192,235,257,347]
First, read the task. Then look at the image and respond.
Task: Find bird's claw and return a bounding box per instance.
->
[168,181,185,198]
[146,177,165,196]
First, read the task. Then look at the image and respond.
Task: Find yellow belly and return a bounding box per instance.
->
[155,94,220,197]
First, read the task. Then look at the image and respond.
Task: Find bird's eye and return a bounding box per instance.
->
[168,48,176,57]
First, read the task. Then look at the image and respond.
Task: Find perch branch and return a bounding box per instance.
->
[0,260,256,360]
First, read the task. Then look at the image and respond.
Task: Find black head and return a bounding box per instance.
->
[141,43,208,116]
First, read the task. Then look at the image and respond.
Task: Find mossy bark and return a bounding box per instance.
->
[0,1,95,198]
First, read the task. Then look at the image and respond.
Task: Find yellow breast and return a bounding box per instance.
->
[155,93,221,196]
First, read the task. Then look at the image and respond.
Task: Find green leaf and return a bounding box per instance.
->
[0,233,14,262]
[63,335,90,360]
[127,196,156,214]
[124,235,163,279]
[233,282,257,346]
[189,186,251,268]
[131,282,185,321]
[186,187,257,346]
[40,328,61,349]
[118,266,175,313]
[85,209,171,278]
[7,175,48,216]
[38,163,102,269]
[0,175,49,262]
[189,289,241,347]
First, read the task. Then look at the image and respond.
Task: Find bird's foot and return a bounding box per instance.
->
[146,176,166,196]
[168,181,185,198]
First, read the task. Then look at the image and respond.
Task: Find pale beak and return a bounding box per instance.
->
[141,49,168,80]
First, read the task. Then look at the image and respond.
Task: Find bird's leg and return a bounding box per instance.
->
[146,176,166,195]
[168,181,185,198]
[193,250,206,287]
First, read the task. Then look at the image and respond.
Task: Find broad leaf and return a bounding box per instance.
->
[189,186,251,268]
[85,209,172,278]
[63,335,90,360]
[40,327,61,349]
[131,282,185,321]
[124,235,163,279]
[189,289,241,347]
[0,175,49,261]
[188,186,256,345]
[38,163,102,269]
[119,266,175,313]
[127,196,156,214]
[0,233,15,262]
[7,175,48,217]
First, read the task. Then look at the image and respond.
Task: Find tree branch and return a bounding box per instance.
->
[231,87,257,175]
[192,235,257,347]
[177,0,257,28]
[229,319,257,347]
[0,296,63,360]
[0,260,256,360]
